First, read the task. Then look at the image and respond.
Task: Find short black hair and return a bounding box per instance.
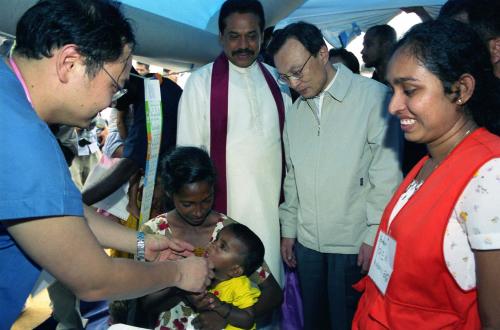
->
[439,0,499,43]
[218,0,265,34]
[267,21,325,57]
[223,223,264,276]
[366,25,397,46]
[329,48,360,74]
[467,0,500,42]
[160,147,216,196]
[15,0,135,77]
[394,19,500,135]
[438,0,472,20]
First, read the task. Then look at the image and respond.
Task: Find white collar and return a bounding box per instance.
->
[228,59,258,73]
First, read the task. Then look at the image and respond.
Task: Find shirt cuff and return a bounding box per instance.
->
[469,233,500,250]
[280,222,297,239]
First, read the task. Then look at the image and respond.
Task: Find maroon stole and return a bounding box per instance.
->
[210,53,285,214]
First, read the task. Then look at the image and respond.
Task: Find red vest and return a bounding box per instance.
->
[353,128,500,329]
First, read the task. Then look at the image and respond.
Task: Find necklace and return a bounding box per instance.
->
[415,124,477,183]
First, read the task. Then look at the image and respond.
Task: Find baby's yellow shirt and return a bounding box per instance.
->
[209,276,261,330]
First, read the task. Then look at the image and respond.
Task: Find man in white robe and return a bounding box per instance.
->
[177,0,291,289]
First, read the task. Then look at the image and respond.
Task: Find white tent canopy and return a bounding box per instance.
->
[119,0,304,71]
[0,0,445,71]
[275,0,444,48]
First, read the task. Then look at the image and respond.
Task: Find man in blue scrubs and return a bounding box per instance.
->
[0,0,212,327]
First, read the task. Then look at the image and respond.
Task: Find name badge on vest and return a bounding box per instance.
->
[368,231,396,295]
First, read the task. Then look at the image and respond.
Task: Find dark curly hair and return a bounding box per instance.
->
[393,19,500,135]
[160,147,216,196]
[222,223,264,276]
[15,0,135,77]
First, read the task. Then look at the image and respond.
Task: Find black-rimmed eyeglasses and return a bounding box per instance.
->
[102,66,128,101]
[277,54,312,85]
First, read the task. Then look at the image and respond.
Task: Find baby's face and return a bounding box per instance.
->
[206,228,246,280]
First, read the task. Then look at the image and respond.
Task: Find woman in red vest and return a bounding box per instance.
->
[352,19,500,329]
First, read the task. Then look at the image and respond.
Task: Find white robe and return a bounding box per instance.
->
[177,60,291,286]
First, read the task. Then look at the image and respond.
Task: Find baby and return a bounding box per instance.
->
[202,223,264,330]
[146,223,265,330]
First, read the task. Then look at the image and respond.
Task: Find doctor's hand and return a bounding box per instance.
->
[145,234,195,261]
[174,257,214,292]
[357,243,373,274]
[281,237,297,268]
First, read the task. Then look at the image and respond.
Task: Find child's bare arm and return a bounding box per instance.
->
[254,273,282,317]
[212,302,255,329]
[187,291,256,328]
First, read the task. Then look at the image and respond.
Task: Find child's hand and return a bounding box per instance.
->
[204,291,222,310]
[185,291,221,311]
[192,311,226,330]
[185,291,209,311]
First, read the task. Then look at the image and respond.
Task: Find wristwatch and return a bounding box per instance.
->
[136,232,145,261]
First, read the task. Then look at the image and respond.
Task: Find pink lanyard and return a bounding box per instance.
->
[9,56,33,104]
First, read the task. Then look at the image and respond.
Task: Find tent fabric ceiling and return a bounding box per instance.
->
[120,0,227,33]
[275,0,445,48]
[120,0,305,70]
[0,0,445,71]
